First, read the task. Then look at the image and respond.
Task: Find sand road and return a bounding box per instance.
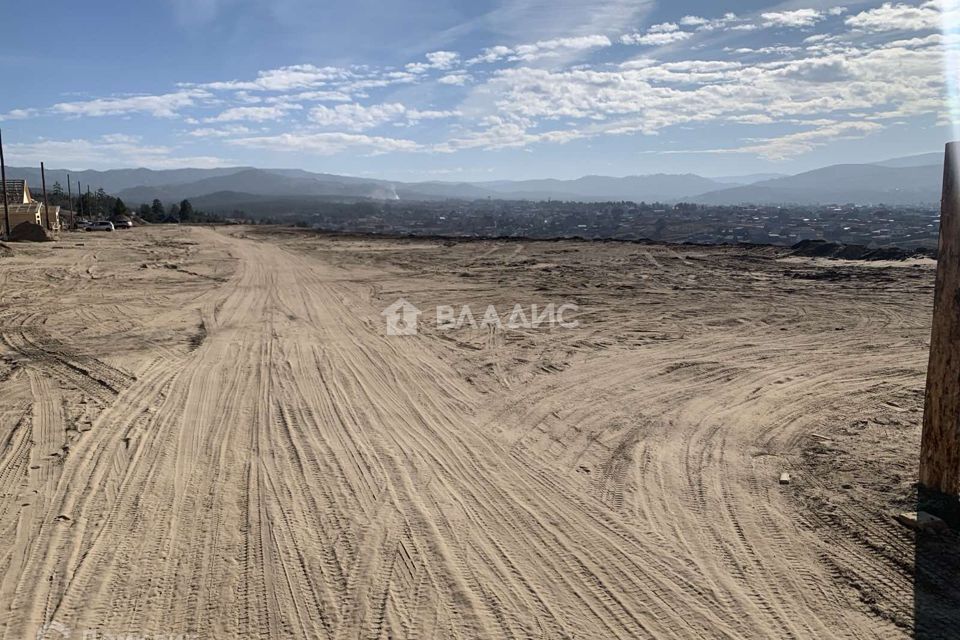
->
[0,227,954,639]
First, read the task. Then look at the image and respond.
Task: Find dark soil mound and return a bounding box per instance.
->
[10,222,51,242]
[791,239,934,261]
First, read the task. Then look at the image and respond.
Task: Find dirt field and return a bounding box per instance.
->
[0,225,957,639]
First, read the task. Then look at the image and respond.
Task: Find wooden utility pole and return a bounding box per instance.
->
[66,174,72,229]
[0,129,9,240]
[921,141,960,497]
[41,162,50,230]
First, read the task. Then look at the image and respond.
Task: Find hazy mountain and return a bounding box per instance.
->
[709,173,787,185]
[187,191,384,216]
[472,174,727,201]
[872,152,942,168]
[103,169,731,204]
[691,163,942,205]
[116,168,401,203]
[5,166,251,195]
[4,151,947,208]
[397,182,499,200]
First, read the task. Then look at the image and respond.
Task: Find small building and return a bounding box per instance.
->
[43,203,61,231]
[6,202,43,230]
[1,179,60,233]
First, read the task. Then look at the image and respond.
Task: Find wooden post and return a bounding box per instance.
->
[920,141,960,496]
[66,174,72,229]
[41,162,50,230]
[0,129,9,240]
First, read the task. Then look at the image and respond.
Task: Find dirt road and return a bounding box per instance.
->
[0,227,955,639]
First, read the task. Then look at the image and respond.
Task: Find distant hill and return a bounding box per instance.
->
[5,166,250,195]
[709,173,787,185]
[474,174,725,202]
[691,162,942,205]
[871,152,942,168]
[188,191,381,216]
[115,171,727,204]
[3,150,947,208]
[397,181,499,200]
[116,168,401,203]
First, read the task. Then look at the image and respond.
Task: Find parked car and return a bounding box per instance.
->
[85,220,115,232]
[112,219,133,229]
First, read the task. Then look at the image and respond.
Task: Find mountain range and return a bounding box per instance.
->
[5,151,946,211]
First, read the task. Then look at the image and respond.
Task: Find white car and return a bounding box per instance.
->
[85,220,115,232]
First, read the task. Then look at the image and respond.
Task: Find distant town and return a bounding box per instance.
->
[15,174,943,252]
[250,199,940,251]
[4,157,946,251]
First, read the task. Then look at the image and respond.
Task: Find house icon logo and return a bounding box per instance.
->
[381,298,422,336]
[36,621,71,639]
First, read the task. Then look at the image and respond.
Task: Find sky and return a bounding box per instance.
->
[1,0,959,180]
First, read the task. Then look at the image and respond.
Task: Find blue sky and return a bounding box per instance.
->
[1,0,958,180]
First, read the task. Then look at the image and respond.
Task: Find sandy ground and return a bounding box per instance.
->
[0,225,957,639]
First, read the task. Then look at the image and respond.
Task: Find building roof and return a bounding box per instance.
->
[6,202,42,215]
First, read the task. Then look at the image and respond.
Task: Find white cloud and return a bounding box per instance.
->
[448,30,951,156]
[761,9,827,28]
[619,57,659,69]
[438,73,471,85]
[436,116,586,152]
[710,121,884,159]
[679,15,709,27]
[309,102,457,130]
[426,50,460,68]
[621,30,692,46]
[0,108,38,121]
[407,50,461,73]
[678,13,740,31]
[672,8,842,33]
[5,134,228,169]
[188,125,254,138]
[207,104,303,122]
[198,64,355,91]
[648,22,680,33]
[309,103,407,130]
[513,35,613,60]
[660,60,742,73]
[468,45,514,65]
[268,90,353,103]
[407,108,460,121]
[732,45,803,55]
[467,35,612,64]
[52,90,210,118]
[475,0,653,43]
[845,1,941,32]
[228,132,420,155]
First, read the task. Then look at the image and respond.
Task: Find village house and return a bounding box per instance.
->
[1,179,60,234]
